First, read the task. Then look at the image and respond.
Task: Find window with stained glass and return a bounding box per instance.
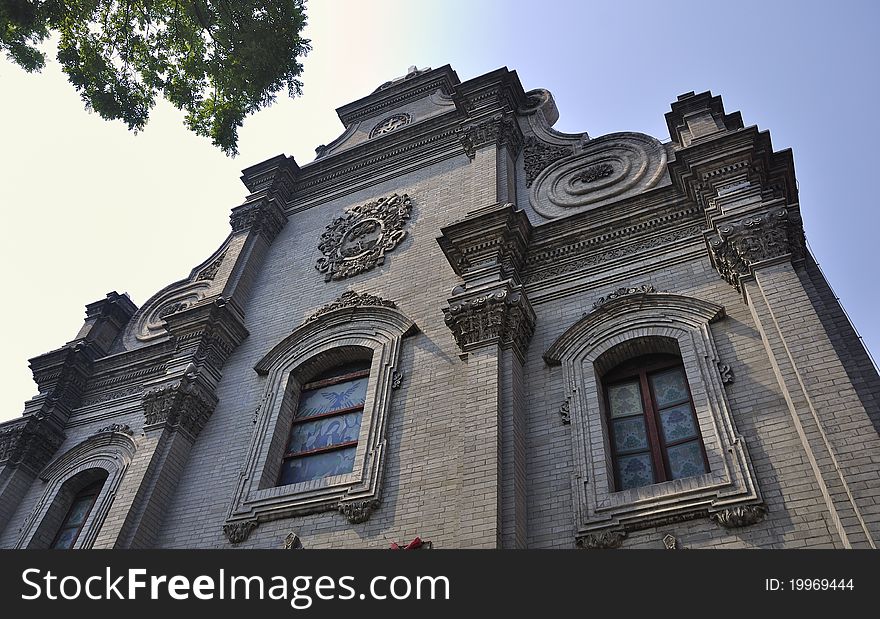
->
[50,480,103,549]
[604,355,709,491]
[277,361,370,486]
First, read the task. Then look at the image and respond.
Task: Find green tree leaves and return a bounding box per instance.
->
[1,1,310,155]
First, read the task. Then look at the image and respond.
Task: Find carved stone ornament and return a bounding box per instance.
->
[529,132,667,219]
[305,290,398,324]
[710,504,767,529]
[283,532,304,549]
[456,113,522,160]
[559,398,571,425]
[230,197,287,243]
[93,423,134,436]
[706,206,805,291]
[575,163,614,184]
[662,533,679,550]
[576,529,626,549]
[523,136,574,187]
[443,288,535,361]
[142,374,218,440]
[369,113,412,138]
[315,193,413,281]
[391,371,404,390]
[196,251,226,281]
[718,362,734,385]
[591,285,657,311]
[223,520,258,544]
[339,499,380,524]
[0,419,65,471]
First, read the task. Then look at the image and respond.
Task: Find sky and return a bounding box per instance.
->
[0,0,877,423]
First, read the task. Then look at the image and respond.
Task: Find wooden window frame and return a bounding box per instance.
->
[49,480,103,550]
[604,355,710,491]
[277,367,370,486]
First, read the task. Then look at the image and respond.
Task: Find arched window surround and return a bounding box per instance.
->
[223,296,417,540]
[15,430,137,549]
[544,292,763,545]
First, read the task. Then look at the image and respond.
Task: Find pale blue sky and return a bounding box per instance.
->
[0,0,877,421]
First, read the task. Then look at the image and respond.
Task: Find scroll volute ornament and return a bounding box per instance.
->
[315,194,413,281]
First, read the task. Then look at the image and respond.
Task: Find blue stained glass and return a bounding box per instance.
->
[64,497,93,527]
[296,377,368,418]
[650,368,689,407]
[279,447,357,485]
[616,453,655,490]
[52,527,78,549]
[666,440,708,480]
[288,411,362,454]
[612,417,649,454]
[658,403,699,443]
[607,380,643,418]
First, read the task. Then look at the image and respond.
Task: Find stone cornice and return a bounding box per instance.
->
[438,203,533,285]
[336,65,461,127]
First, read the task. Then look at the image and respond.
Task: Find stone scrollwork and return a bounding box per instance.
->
[559,398,571,425]
[706,206,805,292]
[305,290,397,324]
[370,113,412,138]
[710,504,767,529]
[718,362,734,385]
[142,374,218,440]
[315,194,413,281]
[575,529,626,549]
[530,132,667,219]
[523,136,574,187]
[591,285,657,311]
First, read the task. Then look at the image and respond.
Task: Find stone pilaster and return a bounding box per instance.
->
[438,203,534,548]
[668,91,879,547]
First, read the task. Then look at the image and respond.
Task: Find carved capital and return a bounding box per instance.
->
[443,286,535,361]
[456,113,522,160]
[230,197,287,243]
[0,418,65,472]
[223,520,258,544]
[710,504,767,528]
[705,206,805,291]
[142,374,218,440]
[339,499,380,524]
[315,193,412,282]
[576,529,626,549]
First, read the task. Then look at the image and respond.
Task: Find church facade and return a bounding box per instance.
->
[2,65,878,549]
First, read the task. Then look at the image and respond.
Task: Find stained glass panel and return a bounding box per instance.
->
[279,447,357,485]
[612,417,649,454]
[64,497,93,527]
[666,440,708,480]
[296,377,368,418]
[288,411,362,454]
[608,380,643,418]
[650,368,689,408]
[617,453,655,490]
[658,403,699,444]
[52,527,78,549]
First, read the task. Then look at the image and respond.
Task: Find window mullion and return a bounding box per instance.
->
[639,371,667,482]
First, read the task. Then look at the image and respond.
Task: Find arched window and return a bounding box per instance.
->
[278,360,371,486]
[50,474,107,549]
[603,353,709,491]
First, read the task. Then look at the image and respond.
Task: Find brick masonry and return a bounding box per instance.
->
[1,66,877,550]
